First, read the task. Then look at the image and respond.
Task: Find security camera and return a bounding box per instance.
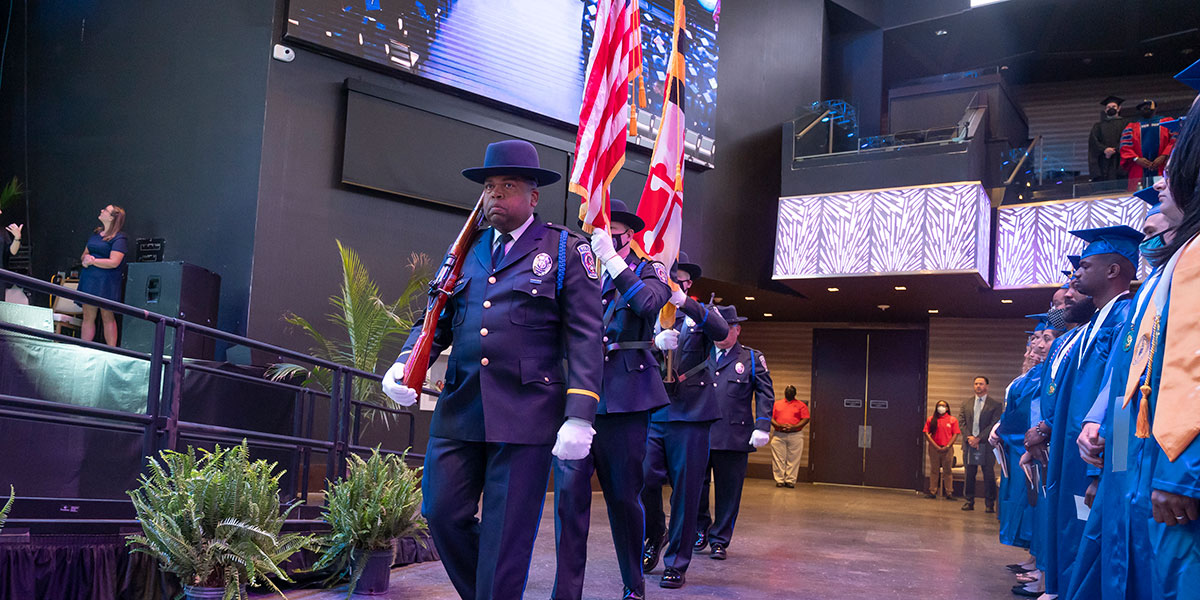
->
[273,44,295,63]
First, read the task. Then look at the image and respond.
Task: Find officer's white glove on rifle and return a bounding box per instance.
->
[552,418,595,460]
[381,361,418,407]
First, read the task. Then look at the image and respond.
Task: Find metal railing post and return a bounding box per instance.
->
[142,319,167,459]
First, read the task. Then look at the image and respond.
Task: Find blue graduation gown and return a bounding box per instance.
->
[1044,297,1131,595]
[997,364,1044,548]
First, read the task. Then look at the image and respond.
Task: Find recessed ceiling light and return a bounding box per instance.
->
[1144,52,1154,58]
[762,313,774,317]
[928,309,940,314]
[827,287,840,292]
[894,286,907,291]
[1001,299,1013,304]
[744,296,756,301]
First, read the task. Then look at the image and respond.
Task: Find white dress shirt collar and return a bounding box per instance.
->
[493,214,535,251]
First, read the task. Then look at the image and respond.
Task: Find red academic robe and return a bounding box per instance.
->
[1120,118,1177,190]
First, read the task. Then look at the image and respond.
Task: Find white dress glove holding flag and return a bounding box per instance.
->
[669,289,688,307]
[552,418,595,460]
[381,362,418,407]
[590,229,628,278]
[655,329,680,351]
[749,430,771,448]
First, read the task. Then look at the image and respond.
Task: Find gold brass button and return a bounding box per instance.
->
[602,299,608,305]
[483,300,492,308]
[603,336,609,343]
[488,276,497,284]
[480,328,488,336]
[481,358,489,366]
[532,288,538,295]
[544,376,550,383]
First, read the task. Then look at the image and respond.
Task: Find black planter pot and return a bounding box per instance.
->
[354,548,395,595]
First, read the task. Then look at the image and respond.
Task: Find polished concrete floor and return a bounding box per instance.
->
[283,480,1027,599]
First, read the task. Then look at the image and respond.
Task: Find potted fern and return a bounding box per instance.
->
[267,242,430,429]
[311,448,425,596]
[126,442,314,600]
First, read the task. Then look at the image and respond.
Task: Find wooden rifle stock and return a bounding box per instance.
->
[403,191,487,393]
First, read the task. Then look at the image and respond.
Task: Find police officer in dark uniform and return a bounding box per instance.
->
[693,305,774,560]
[382,139,603,600]
[552,199,672,600]
[641,252,729,589]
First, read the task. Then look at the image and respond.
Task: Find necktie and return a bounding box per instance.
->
[1152,237,1200,460]
[492,233,512,270]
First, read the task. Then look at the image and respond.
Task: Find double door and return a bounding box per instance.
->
[809,329,926,489]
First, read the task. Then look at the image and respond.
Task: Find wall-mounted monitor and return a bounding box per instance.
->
[285,0,720,165]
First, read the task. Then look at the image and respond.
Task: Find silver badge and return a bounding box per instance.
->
[735,362,745,374]
[532,252,553,277]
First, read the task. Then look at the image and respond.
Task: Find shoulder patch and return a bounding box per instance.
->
[651,262,669,284]
[578,244,599,279]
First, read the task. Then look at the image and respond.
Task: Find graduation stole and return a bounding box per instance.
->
[1133,235,1200,461]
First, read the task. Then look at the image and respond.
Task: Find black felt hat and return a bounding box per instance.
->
[716,305,748,324]
[673,250,702,281]
[461,139,562,186]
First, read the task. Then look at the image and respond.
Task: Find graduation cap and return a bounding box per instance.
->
[1070,225,1143,267]
[1061,255,1081,278]
[1136,99,1156,111]
[1176,58,1200,92]
[1100,95,1124,106]
[1025,313,1050,334]
[1134,187,1160,207]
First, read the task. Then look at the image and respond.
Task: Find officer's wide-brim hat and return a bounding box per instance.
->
[577,198,645,232]
[461,139,562,186]
[716,304,748,324]
[673,251,702,281]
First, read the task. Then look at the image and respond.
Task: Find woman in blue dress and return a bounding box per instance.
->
[76,205,127,346]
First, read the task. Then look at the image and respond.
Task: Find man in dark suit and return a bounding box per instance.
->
[552,199,671,600]
[962,375,1003,512]
[641,253,729,590]
[694,305,774,561]
[382,139,603,600]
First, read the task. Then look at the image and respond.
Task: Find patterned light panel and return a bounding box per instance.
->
[995,195,1150,289]
[773,183,992,280]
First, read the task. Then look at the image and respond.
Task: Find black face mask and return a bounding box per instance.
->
[613,231,630,252]
[1106,107,1119,117]
[1141,108,1156,120]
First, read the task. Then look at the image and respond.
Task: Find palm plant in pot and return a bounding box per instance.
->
[310,448,426,597]
[126,442,314,600]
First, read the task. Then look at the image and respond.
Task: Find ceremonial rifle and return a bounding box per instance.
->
[403,191,487,393]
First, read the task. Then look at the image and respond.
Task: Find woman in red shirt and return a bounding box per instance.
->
[924,400,961,499]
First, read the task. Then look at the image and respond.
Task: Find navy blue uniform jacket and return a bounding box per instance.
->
[707,343,774,451]
[400,217,604,445]
[599,255,672,414]
[652,297,730,423]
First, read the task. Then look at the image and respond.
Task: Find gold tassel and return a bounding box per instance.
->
[1137,385,1152,439]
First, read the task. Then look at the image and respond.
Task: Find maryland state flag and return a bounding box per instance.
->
[571,0,644,232]
[633,0,686,270]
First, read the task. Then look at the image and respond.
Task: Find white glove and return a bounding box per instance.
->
[552,417,595,460]
[654,329,679,351]
[749,430,770,448]
[590,229,619,263]
[381,361,418,407]
[669,289,687,307]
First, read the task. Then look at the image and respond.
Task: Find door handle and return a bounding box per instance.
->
[858,425,872,449]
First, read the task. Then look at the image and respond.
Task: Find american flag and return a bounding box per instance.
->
[570,0,643,232]
[632,0,686,269]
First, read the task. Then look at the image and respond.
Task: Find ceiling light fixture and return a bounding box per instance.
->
[827,287,840,292]
[894,286,907,291]
[928,309,940,314]
[1001,299,1013,304]
[744,296,756,301]
[762,313,774,317]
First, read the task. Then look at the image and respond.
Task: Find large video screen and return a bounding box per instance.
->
[285,0,720,164]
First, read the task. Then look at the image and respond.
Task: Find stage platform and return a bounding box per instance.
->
[278,480,1026,599]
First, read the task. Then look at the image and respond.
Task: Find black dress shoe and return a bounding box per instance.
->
[944,495,957,501]
[986,504,996,514]
[1006,563,1033,574]
[924,493,937,499]
[784,482,795,488]
[961,502,975,511]
[710,543,727,560]
[660,567,685,589]
[694,528,708,552]
[776,482,785,487]
[622,586,645,600]
[643,534,666,573]
[1011,584,1043,597]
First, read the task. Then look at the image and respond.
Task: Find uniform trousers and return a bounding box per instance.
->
[552,411,651,599]
[770,430,805,484]
[422,436,552,600]
[927,446,954,497]
[642,421,711,574]
[695,449,750,548]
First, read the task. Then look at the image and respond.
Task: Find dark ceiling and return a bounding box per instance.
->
[882,0,1200,89]
[692,272,1064,325]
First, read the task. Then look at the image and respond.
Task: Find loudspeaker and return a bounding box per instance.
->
[121,261,220,359]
